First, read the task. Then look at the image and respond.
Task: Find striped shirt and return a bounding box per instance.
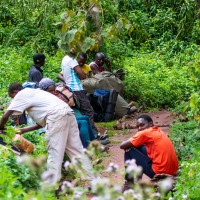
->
[61,55,83,91]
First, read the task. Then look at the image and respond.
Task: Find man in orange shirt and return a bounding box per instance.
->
[120,114,178,188]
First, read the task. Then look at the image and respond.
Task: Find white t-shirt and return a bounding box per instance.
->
[61,55,83,91]
[7,88,73,127]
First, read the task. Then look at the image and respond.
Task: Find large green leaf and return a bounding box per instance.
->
[81,37,95,52]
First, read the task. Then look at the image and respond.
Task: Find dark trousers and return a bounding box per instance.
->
[124,146,155,183]
[73,90,98,138]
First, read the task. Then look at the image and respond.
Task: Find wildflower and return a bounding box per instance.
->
[182,194,188,199]
[107,162,119,173]
[91,177,110,192]
[41,171,55,183]
[74,191,83,199]
[133,193,142,199]
[72,156,81,166]
[157,177,173,193]
[123,189,135,196]
[64,161,70,169]
[126,159,142,178]
[61,181,72,191]
[152,192,161,198]
[91,197,100,200]
[134,166,142,177]
[113,184,122,192]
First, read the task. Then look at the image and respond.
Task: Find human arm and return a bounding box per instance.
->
[105,58,111,72]
[88,70,93,78]
[74,65,86,80]
[57,73,66,83]
[17,124,42,135]
[120,140,133,150]
[90,64,99,75]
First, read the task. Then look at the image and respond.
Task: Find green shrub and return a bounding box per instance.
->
[169,120,200,199]
[123,51,193,108]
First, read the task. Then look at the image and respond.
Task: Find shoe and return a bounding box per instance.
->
[99,134,109,140]
[97,131,109,140]
[100,139,110,145]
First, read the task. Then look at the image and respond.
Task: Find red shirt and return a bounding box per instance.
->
[129,126,178,175]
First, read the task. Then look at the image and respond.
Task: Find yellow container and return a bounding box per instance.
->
[12,134,34,153]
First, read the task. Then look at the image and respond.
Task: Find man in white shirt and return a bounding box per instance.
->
[61,50,98,138]
[0,82,94,185]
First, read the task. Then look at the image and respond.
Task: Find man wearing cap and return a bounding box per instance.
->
[28,53,46,87]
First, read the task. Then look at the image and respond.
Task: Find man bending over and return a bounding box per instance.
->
[0,82,94,185]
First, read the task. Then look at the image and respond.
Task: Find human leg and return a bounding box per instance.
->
[44,115,71,184]
[76,118,91,148]
[76,115,96,141]
[65,114,94,180]
[73,90,98,138]
[124,146,155,182]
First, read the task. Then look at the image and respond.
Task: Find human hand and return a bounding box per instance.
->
[105,58,110,66]
[16,128,24,135]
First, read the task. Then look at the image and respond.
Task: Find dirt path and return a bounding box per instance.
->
[99,110,177,186]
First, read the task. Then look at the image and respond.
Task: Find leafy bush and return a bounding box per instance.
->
[0,148,40,196]
[169,120,200,199]
[122,51,193,108]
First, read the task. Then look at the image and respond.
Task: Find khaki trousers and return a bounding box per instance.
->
[44,113,94,184]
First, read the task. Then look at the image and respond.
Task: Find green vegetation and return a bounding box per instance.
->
[170,121,200,199]
[0,0,200,199]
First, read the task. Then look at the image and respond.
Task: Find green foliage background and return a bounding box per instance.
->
[0,0,200,199]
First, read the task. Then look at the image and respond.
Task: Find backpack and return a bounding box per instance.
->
[88,88,118,122]
[55,85,75,107]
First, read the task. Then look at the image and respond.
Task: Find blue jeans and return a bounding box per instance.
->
[124,146,155,182]
[76,115,95,148]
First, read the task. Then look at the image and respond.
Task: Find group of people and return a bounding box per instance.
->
[0,50,178,190]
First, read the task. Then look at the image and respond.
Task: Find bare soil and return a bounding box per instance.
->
[97,110,177,186]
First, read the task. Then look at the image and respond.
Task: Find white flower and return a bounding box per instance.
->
[152,192,161,198]
[64,161,70,169]
[91,177,110,192]
[74,191,83,199]
[182,194,188,199]
[126,159,138,175]
[41,171,55,183]
[133,193,142,199]
[60,181,72,191]
[113,184,122,192]
[123,189,135,196]
[91,197,100,200]
[134,166,142,176]
[71,156,81,166]
[158,177,173,193]
[107,162,119,173]
[63,181,72,188]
